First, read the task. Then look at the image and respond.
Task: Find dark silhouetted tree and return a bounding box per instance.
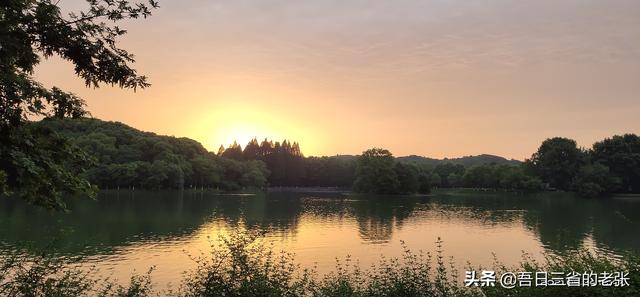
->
[572,162,620,198]
[221,141,243,160]
[243,138,260,160]
[353,148,399,194]
[417,172,432,194]
[394,162,419,194]
[434,163,465,187]
[429,173,442,188]
[591,134,640,193]
[526,137,586,191]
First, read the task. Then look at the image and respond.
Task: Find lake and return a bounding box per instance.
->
[0,189,638,289]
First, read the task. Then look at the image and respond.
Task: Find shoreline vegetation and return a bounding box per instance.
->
[3,118,639,212]
[1,231,637,297]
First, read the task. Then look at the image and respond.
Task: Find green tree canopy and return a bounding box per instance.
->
[433,163,465,187]
[571,162,620,198]
[526,137,586,191]
[353,148,399,194]
[393,162,419,194]
[40,118,271,191]
[220,141,243,160]
[1,0,158,127]
[1,0,158,210]
[429,173,442,188]
[591,134,640,192]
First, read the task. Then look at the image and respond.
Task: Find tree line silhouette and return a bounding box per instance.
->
[350,135,640,197]
[217,133,640,197]
[2,118,639,211]
[218,138,355,187]
[34,119,270,192]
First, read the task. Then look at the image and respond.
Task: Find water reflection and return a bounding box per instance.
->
[0,190,638,258]
[349,195,421,243]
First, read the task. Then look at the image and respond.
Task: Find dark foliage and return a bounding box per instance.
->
[0,123,96,211]
[524,135,640,197]
[525,137,586,191]
[40,118,269,191]
[433,163,466,188]
[1,0,158,210]
[397,154,521,168]
[30,119,640,200]
[591,134,640,193]
[220,138,356,187]
[462,164,543,192]
[352,148,429,194]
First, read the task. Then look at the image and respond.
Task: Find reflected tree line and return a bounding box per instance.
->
[0,191,638,256]
[36,119,271,192]
[431,191,640,253]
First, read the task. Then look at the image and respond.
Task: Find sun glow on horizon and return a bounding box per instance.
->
[189,103,318,156]
[215,123,277,151]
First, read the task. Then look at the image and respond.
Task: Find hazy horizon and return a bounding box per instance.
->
[34,0,640,159]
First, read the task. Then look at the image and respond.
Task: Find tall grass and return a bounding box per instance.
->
[0,251,154,296]
[1,232,637,296]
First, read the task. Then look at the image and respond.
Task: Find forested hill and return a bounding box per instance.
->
[37,118,269,190]
[397,154,521,167]
[39,118,523,190]
[323,154,520,167]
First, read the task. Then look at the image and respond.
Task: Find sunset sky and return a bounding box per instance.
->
[35,0,640,159]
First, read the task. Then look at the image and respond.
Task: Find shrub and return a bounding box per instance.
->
[1,233,637,296]
[0,251,156,297]
[176,231,312,297]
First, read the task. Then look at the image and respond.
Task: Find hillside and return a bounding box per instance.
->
[323,154,520,167]
[38,118,269,190]
[39,118,523,190]
[397,154,521,167]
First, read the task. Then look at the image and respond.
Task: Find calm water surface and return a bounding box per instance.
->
[1,189,639,288]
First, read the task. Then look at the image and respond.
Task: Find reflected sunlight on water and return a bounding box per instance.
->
[1,190,638,289]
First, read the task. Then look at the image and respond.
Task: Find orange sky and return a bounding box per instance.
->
[35,0,640,159]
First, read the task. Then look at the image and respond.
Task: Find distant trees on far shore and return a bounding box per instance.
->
[351,135,640,197]
[351,148,428,194]
[216,131,640,198]
[35,119,270,192]
[350,148,542,195]
[525,135,640,197]
[15,118,640,199]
